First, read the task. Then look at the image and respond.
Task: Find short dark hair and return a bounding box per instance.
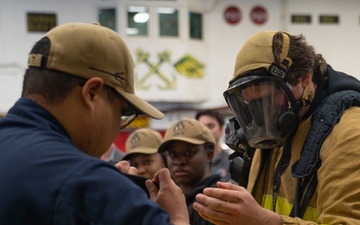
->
[22,37,118,104]
[195,109,225,127]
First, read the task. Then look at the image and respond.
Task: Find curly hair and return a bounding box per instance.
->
[272,32,327,86]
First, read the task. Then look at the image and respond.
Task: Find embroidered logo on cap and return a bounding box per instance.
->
[89,66,127,85]
[173,121,185,136]
[130,133,141,148]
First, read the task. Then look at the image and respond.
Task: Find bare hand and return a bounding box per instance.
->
[145,168,189,225]
[193,182,282,225]
[114,160,138,175]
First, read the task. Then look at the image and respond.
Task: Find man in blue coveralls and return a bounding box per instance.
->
[0,22,189,225]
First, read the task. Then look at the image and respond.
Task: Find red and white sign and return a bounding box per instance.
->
[250,6,268,25]
[224,6,242,25]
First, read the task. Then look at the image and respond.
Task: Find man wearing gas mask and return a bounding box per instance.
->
[193,31,360,225]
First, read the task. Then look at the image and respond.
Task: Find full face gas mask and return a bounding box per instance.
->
[223,31,302,150]
[224,73,299,149]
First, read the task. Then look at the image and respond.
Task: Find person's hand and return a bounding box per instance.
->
[114,160,138,175]
[145,168,189,225]
[193,182,282,225]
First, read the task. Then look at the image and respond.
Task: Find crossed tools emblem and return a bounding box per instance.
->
[135,49,205,90]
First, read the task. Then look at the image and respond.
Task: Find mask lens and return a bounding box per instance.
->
[224,77,297,149]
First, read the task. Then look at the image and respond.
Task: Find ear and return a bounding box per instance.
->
[301,72,312,87]
[81,77,105,108]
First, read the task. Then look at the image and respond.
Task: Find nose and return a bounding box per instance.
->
[173,155,187,166]
[137,165,146,175]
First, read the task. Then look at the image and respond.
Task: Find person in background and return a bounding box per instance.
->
[123,128,167,179]
[193,31,360,224]
[158,118,221,225]
[101,143,125,165]
[195,110,230,181]
[0,22,189,225]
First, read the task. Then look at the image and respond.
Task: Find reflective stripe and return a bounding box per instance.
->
[261,194,317,221]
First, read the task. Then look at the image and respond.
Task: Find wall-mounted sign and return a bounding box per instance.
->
[250,6,268,25]
[319,15,339,24]
[134,49,208,102]
[291,15,312,24]
[27,13,57,32]
[224,6,242,25]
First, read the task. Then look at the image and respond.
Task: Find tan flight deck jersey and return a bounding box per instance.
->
[247,107,360,225]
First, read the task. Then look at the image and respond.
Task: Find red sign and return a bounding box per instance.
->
[224,6,242,25]
[250,6,268,25]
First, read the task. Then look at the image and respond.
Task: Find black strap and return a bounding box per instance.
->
[272,144,291,212]
[239,148,255,187]
[290,172,318,218]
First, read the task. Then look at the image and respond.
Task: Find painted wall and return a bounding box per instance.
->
[1,0,360,115]
[285,0,360,77]
[0,0,98,113]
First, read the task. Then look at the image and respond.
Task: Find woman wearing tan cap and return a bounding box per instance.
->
[123,128,167,179]
[158,118,221,225]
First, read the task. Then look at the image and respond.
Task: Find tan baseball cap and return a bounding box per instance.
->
[123,128,163,160]
[230,31,293,83]
[158,118,215,153]
[27,22,163,119]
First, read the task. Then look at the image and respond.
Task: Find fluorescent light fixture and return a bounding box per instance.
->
[134,12,149,23]
[128,6,147,13]
[156,7,176,14]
